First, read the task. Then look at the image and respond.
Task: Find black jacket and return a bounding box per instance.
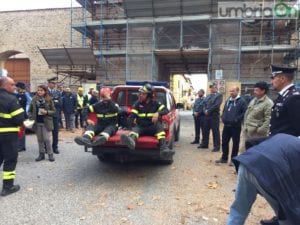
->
[270,85,300,136]
[0,89,25,134]
[221,96,247,127]
[86,99,119,127]
[203,92,223,116]
[128,99,169,127]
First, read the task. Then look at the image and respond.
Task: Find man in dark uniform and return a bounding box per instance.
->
[0,76,25,196]
[120,83,169,153]
[198,82,223,151]
[47,78,62,154]
[191,89,205,144]
[74,87,119,147]
[15,82,31,152]
[245,65,300,225]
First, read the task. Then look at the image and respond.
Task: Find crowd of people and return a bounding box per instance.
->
[1,64,300,225]
[191,65,300,225]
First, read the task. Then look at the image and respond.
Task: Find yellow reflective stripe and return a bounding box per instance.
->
[137,113,154,117]
[10,108,24,117]
[84,130,95,138]
[0,127,20,132]
[156,131,166,139]
[89,105,94,112]
[158,105,165,111]
[0,113,12,119]
[131,109,138,114]
[3,171,16,180]
[77,95,84,107]
[96,113,118,118]
[0,108,24,118]
[129,131,139,138]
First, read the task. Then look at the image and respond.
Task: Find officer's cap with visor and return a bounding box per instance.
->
[208,81,217,88]
[270,64,297,79]
[16,82,26,90]
[47,77,57,84]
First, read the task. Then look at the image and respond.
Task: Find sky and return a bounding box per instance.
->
[0,0,80,11]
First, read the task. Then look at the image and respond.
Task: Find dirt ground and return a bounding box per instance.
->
[55,112,276,225]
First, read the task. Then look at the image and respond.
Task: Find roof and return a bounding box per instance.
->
[39,47,97,66]
[123,0,217,18]
[39,47,98,79]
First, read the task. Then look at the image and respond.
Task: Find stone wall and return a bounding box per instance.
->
[0,8,82,90]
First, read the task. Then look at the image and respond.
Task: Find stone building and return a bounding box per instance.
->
[0,1,299,92]
[0,8,82,90]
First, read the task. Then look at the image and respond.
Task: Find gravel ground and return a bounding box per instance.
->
[0,111,272,225]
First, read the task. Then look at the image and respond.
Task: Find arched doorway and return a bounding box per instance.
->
[0,50,30,85]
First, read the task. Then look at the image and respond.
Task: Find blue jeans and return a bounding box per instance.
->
[226,165,283,225]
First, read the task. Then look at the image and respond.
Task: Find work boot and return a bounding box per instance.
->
[48,154,55,162]
[215,158,228,164]
[197,144,208,149]
[92,135,107,146]
[120,134,136,150]
[35,153,45,162]
[74,136,92,147]
[53,148,60,154]
[1,184,20,197]
[260,217,279,225]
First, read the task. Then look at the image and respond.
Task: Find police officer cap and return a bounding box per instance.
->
[208,81,217,88]
[16,82,26,89]
[270,64,297,78]
[47,77,57,83]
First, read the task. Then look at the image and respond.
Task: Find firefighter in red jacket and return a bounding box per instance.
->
[74,87,119,147]
[0,76,25,196]
[120,83,169,151]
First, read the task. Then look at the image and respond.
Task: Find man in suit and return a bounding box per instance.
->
[198,82,223,152]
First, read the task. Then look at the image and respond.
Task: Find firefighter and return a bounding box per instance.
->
[74,87,119,147]
[0,76,25,196]
[120,83,169,152]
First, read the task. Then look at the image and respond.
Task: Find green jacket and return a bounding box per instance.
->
[243,95,273,137]
[28,95,56,131]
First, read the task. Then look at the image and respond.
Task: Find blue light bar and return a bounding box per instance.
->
[126,81,169,88]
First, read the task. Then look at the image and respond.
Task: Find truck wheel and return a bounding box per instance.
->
[97,154,113,162]
[159,155,174,165]
[174,123,180,142]
[168,130,175,150]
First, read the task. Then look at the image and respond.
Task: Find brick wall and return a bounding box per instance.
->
[0,8,82,90]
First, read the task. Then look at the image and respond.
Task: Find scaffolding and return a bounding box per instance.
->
[71,0,300,87]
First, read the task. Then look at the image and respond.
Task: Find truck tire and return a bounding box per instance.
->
[159,155,174,165]
[97,153,113,162]
[174,123,180,142]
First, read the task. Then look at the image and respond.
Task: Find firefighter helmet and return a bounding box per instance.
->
[139,83,153,98]
[100,87,111,98]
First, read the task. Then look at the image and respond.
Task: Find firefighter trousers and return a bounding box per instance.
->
[0,133,18,188]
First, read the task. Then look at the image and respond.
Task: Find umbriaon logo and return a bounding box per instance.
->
[218,1,299,19]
